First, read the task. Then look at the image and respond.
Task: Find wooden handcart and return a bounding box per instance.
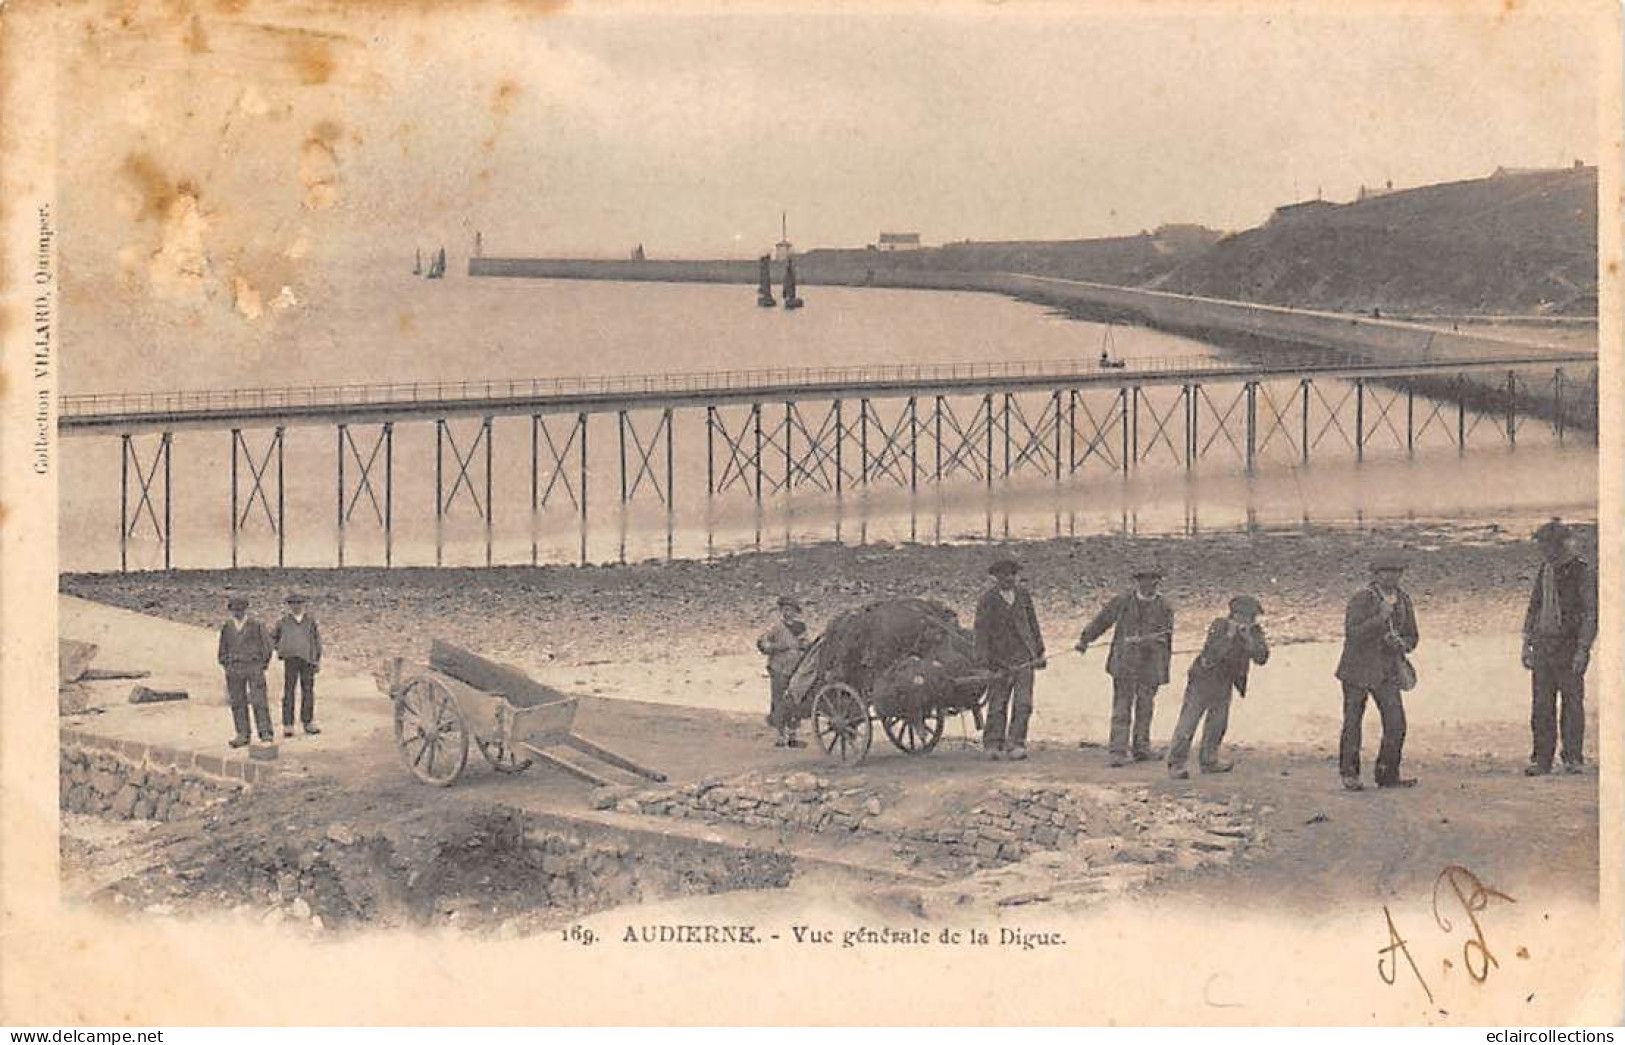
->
[379,641,666,789]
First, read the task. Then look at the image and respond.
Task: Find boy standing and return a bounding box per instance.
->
[218,595,274,748]
[272,592,323,738]
[758,595,811,748]
[1167,595,1270,779]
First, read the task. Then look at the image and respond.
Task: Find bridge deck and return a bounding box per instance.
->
[59,350,1598,434]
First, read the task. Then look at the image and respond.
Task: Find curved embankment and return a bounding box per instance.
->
[469,258,1598,432]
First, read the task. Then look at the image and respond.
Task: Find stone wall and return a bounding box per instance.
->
[59,731,252,821]
[595,771,1263,875]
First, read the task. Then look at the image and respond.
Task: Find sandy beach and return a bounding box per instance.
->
[63,519,1591,677]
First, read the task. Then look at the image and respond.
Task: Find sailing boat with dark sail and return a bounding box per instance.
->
[426,247,447,280]
[413,248,422,275]
[781,256,803,309]
[756,255,775,307]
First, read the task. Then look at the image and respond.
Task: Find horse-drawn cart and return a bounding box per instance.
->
[379,641,666,789]
[786,599,997,764]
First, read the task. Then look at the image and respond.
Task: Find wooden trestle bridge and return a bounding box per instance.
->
[59,349,1599,570]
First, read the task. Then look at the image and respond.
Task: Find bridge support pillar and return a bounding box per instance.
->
[231,426,285,569]
[1406,385,1415,457]
[1554,369,1565,445]
[337,424,392,568]
[834,400,844,495]
[983,395,994,488]
[1301,379,1311,465]
[1119,388,1130,476]
[1506,370,1518,448]
[1457,376,1467,456]
[120,432,173,572]
[1130,387,1141,470]
[909,397,919,492]
[1355,379,1365,463]
[1244,382,1257,474]
[435,417,493,567]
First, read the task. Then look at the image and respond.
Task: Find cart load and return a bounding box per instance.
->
[787,599,996,762]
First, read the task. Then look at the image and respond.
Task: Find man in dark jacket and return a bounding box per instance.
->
[218,595,275,748]
[1522,520,1596,776]
[1075,565,1174,766]
[1335,555,1420,791]
[1168,595,1270,779]
[272,592,323,738]
[974,557,1045,761]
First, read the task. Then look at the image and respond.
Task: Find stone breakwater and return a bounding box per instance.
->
[593,770,1268,882]
[60,745,244,821]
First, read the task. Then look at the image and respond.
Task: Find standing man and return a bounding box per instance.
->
[1167,595,1271,780]
[1522,519,1596,776]
[1335,555,1419,791]
[272,592,323,738]
[218,595,274,749]
[1075,565,1174,767]
[974,557,1045,762]
[757,595,811,748]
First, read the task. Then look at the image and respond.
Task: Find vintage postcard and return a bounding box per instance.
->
[0,0,1620,1027]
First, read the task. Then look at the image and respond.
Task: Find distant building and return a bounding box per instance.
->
[1355,179,1395,202]
[774,238,793,262]
[877,232,921,252]
[1493,159,1589,177]
[1268,199,1338,225]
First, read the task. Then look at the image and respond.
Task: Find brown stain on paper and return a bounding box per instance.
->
[120,153,198,222]
[286,34,336,86]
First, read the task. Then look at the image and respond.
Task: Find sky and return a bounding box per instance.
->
[57,0,1607,277]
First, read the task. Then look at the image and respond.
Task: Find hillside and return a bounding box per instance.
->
[1155,167,1598,315]
[799,226,1220,287]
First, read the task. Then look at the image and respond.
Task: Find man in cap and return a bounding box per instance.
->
[757,595,811,748]
[1521,519,1596,776]
[974,557,1045,761]
[217,595,274,748]
[1335,555,1420,790]
[1075,564,1174,766]
[1167,595,1271,780]
[272,592,323,738]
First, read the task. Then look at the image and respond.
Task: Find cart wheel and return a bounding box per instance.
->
[881,708,946,754]
[476,736,534,774]
[812,682,873,763]
[393,677,470,786]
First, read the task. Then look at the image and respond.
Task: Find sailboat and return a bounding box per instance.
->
[1098,323,1126,368]
[781,256,804,310]
[413,248,422,275]
[426,247,447,280]
[756,255,775,307]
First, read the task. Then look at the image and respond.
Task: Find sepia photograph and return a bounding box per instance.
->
[0,0,1619,1027]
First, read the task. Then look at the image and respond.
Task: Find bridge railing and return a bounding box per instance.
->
[59,349,1409,419]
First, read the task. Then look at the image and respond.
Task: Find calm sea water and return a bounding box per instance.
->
[59,275,1596,572]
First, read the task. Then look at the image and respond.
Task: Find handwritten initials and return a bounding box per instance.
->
[1432,865,1516,983]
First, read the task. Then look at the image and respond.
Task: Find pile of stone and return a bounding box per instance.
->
[595,770,1268,884]
[593,770,873,835]
[60,748,241,821]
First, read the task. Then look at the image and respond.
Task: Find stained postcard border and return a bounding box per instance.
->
[0,0,1620,1025]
